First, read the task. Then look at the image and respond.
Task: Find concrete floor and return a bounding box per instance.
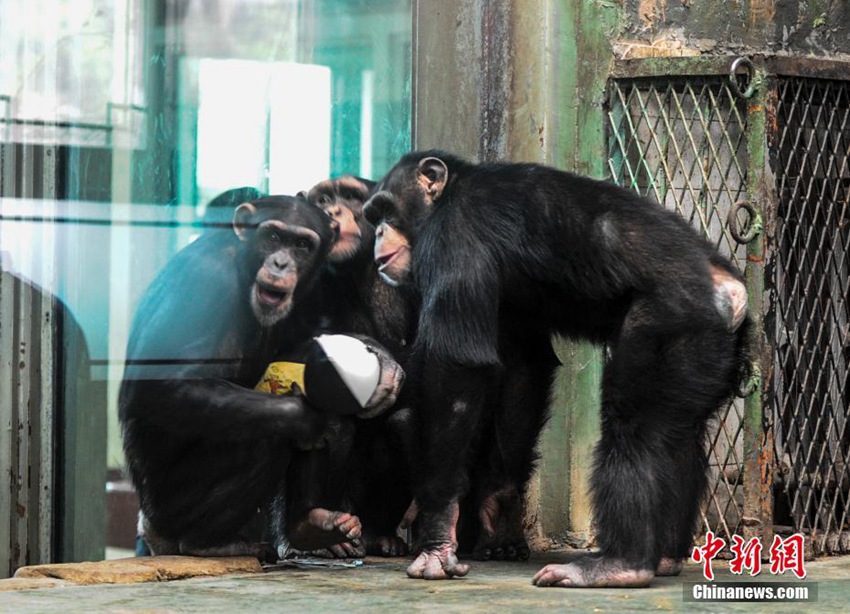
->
[2,550,848,613]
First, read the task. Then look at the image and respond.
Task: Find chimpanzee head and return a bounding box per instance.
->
[363,152,451,286]
[305,176,376,264]
[233,195,334,327]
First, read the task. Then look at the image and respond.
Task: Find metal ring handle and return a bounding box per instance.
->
[728,200,760,244]
[729,57,756,99]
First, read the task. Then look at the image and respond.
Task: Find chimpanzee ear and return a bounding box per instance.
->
[232,202,257,241]
[417,157,448,204]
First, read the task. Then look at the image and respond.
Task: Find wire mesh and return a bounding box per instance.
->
[773,77,850,555]
[607,76,749,544]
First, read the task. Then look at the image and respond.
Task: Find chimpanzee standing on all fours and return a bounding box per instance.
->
[363,151,749,587]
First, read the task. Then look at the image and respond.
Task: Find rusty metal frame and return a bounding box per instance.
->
[611,55,850,82]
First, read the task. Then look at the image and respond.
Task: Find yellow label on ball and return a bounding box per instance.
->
[256,361,306,396]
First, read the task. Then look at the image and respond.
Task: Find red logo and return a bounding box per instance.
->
[729,535,763,576]
[693,532,807,581]
[692,531,726,581]
[769,534,807,579]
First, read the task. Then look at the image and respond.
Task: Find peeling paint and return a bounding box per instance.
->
[749,0,776,26]
[622,0,850,57]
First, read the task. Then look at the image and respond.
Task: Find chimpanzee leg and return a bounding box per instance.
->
[658,319,748,577]
[407,362,493,580]
[653,428,708,576]
[473,339,558,562]
[534,298,739,588]
[139,512,277,560]
[350,407,415,557]
[136,437,290,561]
[283,418,363,557]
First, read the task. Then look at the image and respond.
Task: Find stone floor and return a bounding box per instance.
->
[1,550,848,613]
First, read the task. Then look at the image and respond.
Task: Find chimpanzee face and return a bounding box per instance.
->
[233,198,332,326]
[306,176,374,264]
[363,156,448,287]
[363,191,412,287]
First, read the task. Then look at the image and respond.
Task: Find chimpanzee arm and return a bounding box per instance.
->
[120,377,325,443]
[414,229,501,367]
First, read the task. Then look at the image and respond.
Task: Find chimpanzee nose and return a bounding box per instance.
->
[330,218,341,239]
[326,204,342,218]
[272,253,291,271]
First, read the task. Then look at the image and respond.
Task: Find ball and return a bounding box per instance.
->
[255,334,381,416]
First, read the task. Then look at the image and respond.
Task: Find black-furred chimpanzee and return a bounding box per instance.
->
[298,175,419,557]
[119,195,404,559]
[362,151,749,586]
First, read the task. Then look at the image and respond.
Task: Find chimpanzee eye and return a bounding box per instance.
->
[294,238,312,250]
[364,203,385,226]
[319,194,332,205]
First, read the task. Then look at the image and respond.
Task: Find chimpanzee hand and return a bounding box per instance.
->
[406,500,469,580]
[348,334,405,419]
[292,415,345,451]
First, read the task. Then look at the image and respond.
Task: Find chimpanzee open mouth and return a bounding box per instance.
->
[376,247,405,271]
[256,283,290,306]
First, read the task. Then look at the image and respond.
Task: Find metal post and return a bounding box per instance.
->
[739,61,776,549]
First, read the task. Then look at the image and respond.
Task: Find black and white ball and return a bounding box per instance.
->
[256,334,381,416]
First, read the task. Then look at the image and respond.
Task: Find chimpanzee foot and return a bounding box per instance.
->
[407,500,468,579]
[407,543,470,580]
[473,538,530,561]
[532,554,654,588]
[325,540,366,558]
[656,557,683,576]
[472,486,530,561]
[288,508,362,554]
[364,534,409,557]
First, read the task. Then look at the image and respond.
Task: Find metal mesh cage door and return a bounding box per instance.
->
[773,76,850,555]
[607,57,850,556]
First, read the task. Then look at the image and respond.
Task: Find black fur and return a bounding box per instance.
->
[119,196,334,552]
[298,176,419,555]
[366,150,749,571]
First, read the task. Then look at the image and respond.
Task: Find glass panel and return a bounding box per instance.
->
[0,0,411,570]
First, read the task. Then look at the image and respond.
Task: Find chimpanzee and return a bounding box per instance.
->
[312,175,543,562]
[362,150,750,586]
[308,176,415,357]
[298,175,419,557]
[119,195,404,559]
